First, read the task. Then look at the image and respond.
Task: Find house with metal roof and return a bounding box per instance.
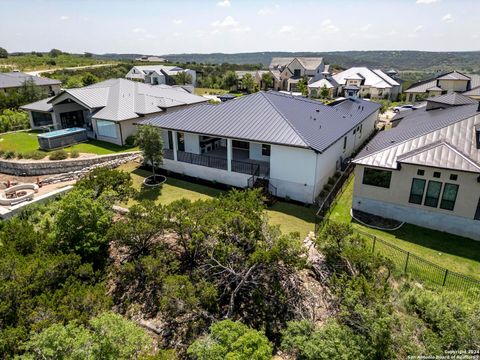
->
[21,78,207,146]
[0,71,61,96]
[331,67,401,100]
[140,91,380,203]
[268,57,325,92]
[352,93,480,240]
[405,70,480,102]
[125,65,196,86]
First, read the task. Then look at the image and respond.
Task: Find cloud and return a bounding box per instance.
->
[145,33,157,39]
[320,19,339,34]
[258,7,273,15]
[211,16,250,34]
[172,19,183,25]
[279,25,293,34]
[132,28,147,33]
[359,24,372,32]
[416,0,439,4]
[59,15,69,20]
[442,13,454,23]
[414,25,424,32]
[217,0,231,7]
[211,16,238,27]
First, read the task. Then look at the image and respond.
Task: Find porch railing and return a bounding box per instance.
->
[177,151,228,170]
[163,148,174,160]
[232,159,260,176]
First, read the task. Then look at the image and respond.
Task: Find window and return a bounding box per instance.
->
[417,169,425,176]
[440,183,459,211]
[433,171,441,178]
[475,197,480,220]
[96,120,117,138]
[167,131,173,150]
[232,140,249,150]
[31,111,53,127]
[449,174,458,181]
[362,168,392,188]
[261,144,271,156]
[343,136,347,150]
[294,69,301,77]
[177,132,185,151]
[424,180,442,207]
[409,178,426,204]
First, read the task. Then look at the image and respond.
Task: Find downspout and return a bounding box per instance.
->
[312,151,319,204]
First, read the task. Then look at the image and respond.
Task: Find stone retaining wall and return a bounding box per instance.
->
[0,152,141,176]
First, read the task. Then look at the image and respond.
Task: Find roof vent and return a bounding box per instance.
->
[316,109,320,113]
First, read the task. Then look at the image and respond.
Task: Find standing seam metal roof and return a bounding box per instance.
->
[140,91,380,152]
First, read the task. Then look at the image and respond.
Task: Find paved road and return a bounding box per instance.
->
[25,63,117,76]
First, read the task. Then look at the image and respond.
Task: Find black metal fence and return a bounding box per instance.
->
[232,159,260,176]
[356,228,480,294]
[163,149,174,160]
[177,151,228,170]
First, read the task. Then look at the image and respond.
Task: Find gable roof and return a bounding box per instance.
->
[0,72,61,89]
[437,71,471,81]
[397,140,480,173]
[140,91,380,152]
[463,86,480,97]
[333,67,399,89]
[269,57,323,71]
[426,92,477,106]
[308,78,337,89]
[406,71,480,93]
[354,97,480,172]
[37,78,206,122]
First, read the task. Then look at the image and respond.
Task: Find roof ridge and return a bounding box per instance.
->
[259,92,310,148]
[354,107,479,162]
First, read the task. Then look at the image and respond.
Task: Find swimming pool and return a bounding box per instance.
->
[38,127,88,150]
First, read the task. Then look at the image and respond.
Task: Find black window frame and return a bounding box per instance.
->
[31,111,53,127]
[362,167,392,189]
[177,132,185,152]
[417,169,425,176]
[439,183,459,211]
[449,174,458,181]
[261,144,271,156]
[343,136,347,150]
[475,197,480,220]
[424,180,442,208]
[433,171,441,178]
[409,178,426,205]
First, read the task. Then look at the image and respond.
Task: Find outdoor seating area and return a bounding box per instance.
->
[0,183,39,206]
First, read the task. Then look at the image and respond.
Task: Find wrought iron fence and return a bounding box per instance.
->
[231,159,260,176]
[177,151,228,170]
[163,149,174,160]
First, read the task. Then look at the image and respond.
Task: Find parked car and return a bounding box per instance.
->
[393,104,415,113]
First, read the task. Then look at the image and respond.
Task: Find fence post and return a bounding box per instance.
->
[442,269,448,287]
[372,236,376,253]
[404,252,410,273]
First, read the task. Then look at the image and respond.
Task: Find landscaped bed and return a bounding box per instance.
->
[0,130,138,158]
[118,161,316,236]
[327,176,480,280]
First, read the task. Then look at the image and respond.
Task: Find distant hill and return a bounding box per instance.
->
[156,51,480,73]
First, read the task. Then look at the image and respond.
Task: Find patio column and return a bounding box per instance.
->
[227,138,232,172]
[172,130,178,161]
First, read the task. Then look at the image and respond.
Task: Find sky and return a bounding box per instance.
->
[0,0,479,55]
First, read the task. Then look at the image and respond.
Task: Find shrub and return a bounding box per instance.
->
[70,150,80,158]
[15,152,23,159]
[124,135,136,146]
[49,149,68,160]
[24,150,45,160]
[3,150,15,159]
[327,176,336,185]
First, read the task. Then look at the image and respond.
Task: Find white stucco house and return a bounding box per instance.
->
[352,93,480,240]
[269,57,326,92]
[332,67,401,100]
[21,78,207,146]
[126,65,196,87]
[140,91,380,203]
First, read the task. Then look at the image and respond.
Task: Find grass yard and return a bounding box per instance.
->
[327,176,480,280]
[194,88,229,96]
[118,162,316,236]
[0,130,138,156]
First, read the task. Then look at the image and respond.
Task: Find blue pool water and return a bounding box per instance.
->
[38,127,86,138]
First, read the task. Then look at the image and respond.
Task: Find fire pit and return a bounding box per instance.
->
[0,184,39,206]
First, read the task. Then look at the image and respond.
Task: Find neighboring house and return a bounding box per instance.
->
[332,67,401,100]
[126,65,196,86]
[308,77,339,98]
[352,93,480,240]
[0,71,61,96]
[135,56,167,62]
[234,70,270,91]
[140,91,380,204]
[405,70,480,102]
[269,57,325,92]
[21,78,207,145]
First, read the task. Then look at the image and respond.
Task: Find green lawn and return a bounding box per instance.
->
[194,88,229,96]
[327,176,480,280]
[0,130,138,156]
[118,162,316,236]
